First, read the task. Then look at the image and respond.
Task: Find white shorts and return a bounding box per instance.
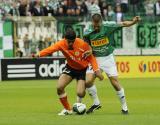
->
[86,54,118,77]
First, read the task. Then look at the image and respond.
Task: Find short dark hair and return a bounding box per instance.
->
[92,13,102,22]
[64,28,76,41]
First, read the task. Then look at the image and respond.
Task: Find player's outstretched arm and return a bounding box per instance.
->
[38,40,62,57]
[120,16,141,27]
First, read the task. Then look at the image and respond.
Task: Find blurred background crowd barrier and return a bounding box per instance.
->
[0,0,160,58]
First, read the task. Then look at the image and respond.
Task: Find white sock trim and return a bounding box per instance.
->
[117,88,128,111]
[117,88,124,95]
[87,84,100,105]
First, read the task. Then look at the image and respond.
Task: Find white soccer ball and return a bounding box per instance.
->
[73,103,86,115]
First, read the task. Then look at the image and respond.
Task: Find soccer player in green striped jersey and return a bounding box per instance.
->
[82,13,141,114]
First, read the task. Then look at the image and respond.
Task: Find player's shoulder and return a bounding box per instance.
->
[103,21,122,27]
[84,23,94,36]
[56,39,65,44]
[75,38,85,44]
[84,29,93,36]
[54,39,66,46]
[103,21,116,25]
[75,38,88,47]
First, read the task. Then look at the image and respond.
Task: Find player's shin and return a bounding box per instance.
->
[117,88,128,111]
[87,84,100,105]
[59,93,72,111]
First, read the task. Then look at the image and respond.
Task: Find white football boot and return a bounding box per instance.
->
[58,109,73,116]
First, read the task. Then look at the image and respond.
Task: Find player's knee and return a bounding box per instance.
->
[85,74,95,88]
[85,79,94,88]
[110,77,121,91]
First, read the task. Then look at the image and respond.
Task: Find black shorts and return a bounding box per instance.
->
[62,64,87,80]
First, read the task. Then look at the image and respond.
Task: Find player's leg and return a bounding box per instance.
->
[57,65,73,115]
[86,73,100,106]
[102,54,128,114]
[108,76,128,114]
[76,79,86,101]
[85,73,102,114]
[84,65,101,114]
[76,68,87,103]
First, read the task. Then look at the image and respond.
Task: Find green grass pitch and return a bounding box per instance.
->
[0,78,160,125]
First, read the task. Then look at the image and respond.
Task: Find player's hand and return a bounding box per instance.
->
[133,16,141,22]
[31,53,39,58]
[95,70,104,81]
[82,50,92,59]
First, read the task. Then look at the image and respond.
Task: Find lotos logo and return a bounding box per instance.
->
[139,61,147,72]
[139,61,160,73]
[116,61,130,73]
[91,38,109,47]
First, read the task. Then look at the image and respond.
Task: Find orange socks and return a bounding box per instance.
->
[59,93,71,111]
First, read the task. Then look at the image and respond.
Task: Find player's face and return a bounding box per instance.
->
[92,20,102,32]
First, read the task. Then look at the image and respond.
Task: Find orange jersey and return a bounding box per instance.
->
[39,38,99,71]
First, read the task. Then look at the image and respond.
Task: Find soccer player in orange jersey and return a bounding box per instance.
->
[37,29,104,115]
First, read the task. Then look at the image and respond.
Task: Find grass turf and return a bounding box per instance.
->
[0,78,160,125]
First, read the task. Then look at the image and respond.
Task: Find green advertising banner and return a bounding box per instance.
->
[137,23,158,48]
[112,28,123,48]
[0,21,13,58]
[57,22,84,38]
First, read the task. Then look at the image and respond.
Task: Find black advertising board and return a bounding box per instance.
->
[1,58,66,80]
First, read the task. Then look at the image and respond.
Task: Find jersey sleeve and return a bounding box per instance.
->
[82,41,92,52]
[87,55,99,72]
[39,40,63,57]
[83,42,98,71]
[104,22,122,35]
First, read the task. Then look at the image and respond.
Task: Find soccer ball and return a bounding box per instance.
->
[73,103,86,115]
